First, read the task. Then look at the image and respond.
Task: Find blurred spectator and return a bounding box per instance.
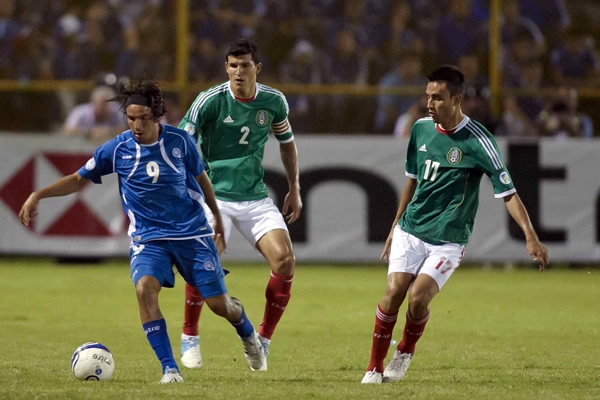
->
[458,53,488,95]
[406,0,441,35]
[115,4,173,80]
[211,0,266,42]
[459,52,497,131]
[549,26,600,88]
[160,92,184,127]
[254,2,299,79]
[433,0,486,65]
[325,0,388,85]
[497,58,547,137]
[53,9,99,80]
[501,0,545,56]
[322,28,369,133]
[0,0,19,78]
[502,27,543,86]
[189,37,223,83]
[62,85,126,143]
[463,88,498,133]
[385,2,428,74]
[517,0,570,47]
[538,86,593,138]
[82,0,124,72]
[393,96,428,138]
[374,50,426,133]
[279,39,324,133]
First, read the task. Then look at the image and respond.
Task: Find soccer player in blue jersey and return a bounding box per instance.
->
[361,66,549,384]
[178,39,302,370]
[18,80,266,383]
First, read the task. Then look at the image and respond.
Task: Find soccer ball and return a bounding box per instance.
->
[70,342,115,381]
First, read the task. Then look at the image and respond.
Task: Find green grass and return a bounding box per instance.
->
[0,258,598,399]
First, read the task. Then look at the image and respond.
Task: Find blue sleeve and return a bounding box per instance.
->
[77,142,115,184]
[183,131,205,177]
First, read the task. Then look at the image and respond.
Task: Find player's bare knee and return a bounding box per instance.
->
[270,251,295,275]
[407,290,432,317]
[135,282,156,303]
[381,284,407,311]
[209,295,242,321]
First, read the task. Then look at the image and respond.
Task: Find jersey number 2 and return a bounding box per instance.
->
[239,126,250,144]
[423,159,440,181]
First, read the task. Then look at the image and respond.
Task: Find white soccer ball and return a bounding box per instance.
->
[71,342,115,381]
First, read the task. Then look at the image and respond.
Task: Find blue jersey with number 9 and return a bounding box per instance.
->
[78,124,213,242]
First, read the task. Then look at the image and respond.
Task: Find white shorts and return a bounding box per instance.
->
[388,225,467,290]
[203,198,288,246]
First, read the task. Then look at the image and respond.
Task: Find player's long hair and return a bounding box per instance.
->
[112,79,166,120]
[427,65,466,97]
[225,38,261,64]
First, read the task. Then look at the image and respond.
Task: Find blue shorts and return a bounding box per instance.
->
[129,237,227,298]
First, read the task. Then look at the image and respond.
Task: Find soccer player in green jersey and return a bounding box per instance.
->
[361,65,549,384]
[178,39,301,370]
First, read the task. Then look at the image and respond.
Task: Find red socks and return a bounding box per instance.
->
[183,271,293,340]
[258,271,293,340]
[182,283,204,336]
[367,306,398,372]
[397,311,429,354]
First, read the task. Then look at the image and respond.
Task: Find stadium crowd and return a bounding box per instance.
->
[1,0,599,135]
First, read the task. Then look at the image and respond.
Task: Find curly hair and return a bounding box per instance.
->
[113,79,165,119]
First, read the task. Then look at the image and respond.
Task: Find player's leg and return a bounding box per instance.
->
[175,237,266,371]
[180,201,233,368]
[236,198,294,355]
[383,241,465,383]
[130,242,183,383]
[381,273,436,383]
[180,284,204,368]
[255,229,294,349]
[362,226,422,384]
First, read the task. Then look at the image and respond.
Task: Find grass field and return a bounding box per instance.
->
[0,258,598,399]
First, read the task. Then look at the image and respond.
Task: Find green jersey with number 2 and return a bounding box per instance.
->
[180,82,294,201]
[400,116,515,245]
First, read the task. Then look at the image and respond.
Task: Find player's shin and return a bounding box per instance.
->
[143,319,178,373]
[367,305,398,372]
[183,283,204,336]
[258,271,293,339]
[397,311,430,354]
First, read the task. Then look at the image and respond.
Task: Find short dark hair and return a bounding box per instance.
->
[427,65,465,97]
[114,79,165,119]
[225,39,260,64]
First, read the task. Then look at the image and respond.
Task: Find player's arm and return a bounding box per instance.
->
[279,140,302,224]
[195,171,226,254]
[503,193,549,271]
[380,177,417,262]
[19,172,89,226]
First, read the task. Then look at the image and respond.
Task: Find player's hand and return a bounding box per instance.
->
[211,217,226,255]
[527,238,549,272]
[380,234,394,263]
[19,192,39,226]
[213,232,226,255]
[282,190,302,224]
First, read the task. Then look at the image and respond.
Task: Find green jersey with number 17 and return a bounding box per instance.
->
[179,82,294,201]
[400,116,515,246]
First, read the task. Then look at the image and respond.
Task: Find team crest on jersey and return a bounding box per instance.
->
[446,147,462,164]
[85,157,96,170]
[255,110,269,126]
[204,261,215,271]
[499,171,511,185]
[172,148,182,158]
